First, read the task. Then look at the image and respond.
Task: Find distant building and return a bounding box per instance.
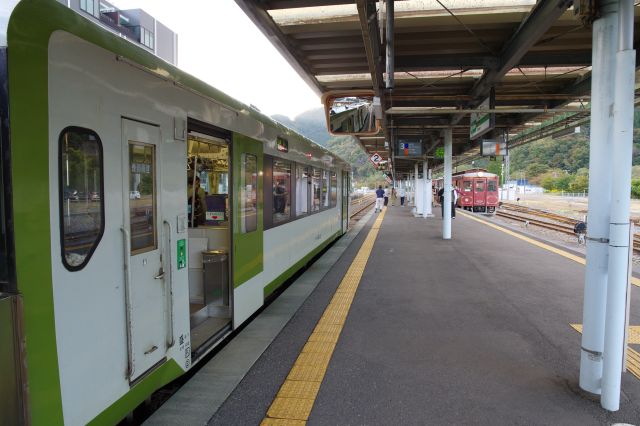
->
[58,0,178,65]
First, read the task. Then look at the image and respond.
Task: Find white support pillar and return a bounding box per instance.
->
[423,160,432,217]
[414,163,419,208]
[580,0,618,395]
[601,0,635,411]
[443,129,452,239]
[408,173,413,205]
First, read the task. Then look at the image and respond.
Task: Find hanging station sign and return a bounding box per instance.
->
[470,91,495,140]
[480,132,508,156]
[369,152,383,168]
[396,140,423,157]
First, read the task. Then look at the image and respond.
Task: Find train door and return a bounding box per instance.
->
[473,178,487,212]
[186,126,232,358]
[231,134,263,291]
[341,171,349,232]
[486,178,499,212]
[122,119,166,382]
[462,179,473,210]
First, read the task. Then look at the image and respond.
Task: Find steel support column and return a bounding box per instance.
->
[580,0,618,395]
[443,129,452,239]
[601,0,636,411]
[385,0,394,89]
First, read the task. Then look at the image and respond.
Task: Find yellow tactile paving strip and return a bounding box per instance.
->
[261,208,387,425]
[570,324,640,380]
[458,211,640,288]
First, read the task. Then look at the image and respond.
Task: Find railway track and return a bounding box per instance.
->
[496,203,640,254]
[349,194,376,220]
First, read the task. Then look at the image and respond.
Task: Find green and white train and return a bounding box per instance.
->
[0,1,351,424]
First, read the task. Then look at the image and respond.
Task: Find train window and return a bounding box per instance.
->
[129,143,157,253]
[59,127,104,271]
[322,170,330,208]
[463,181,472,192]
[487,180,497,192]
[241,153,258,233]
[296,165,309,216]
[311,168,321,212]
[330,172,337,207]
[475,181,485,192]
[273,159,291,224]
[80,0,96,16]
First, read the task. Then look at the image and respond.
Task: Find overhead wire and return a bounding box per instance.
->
[404,68,472,90]
[434,0,497,56]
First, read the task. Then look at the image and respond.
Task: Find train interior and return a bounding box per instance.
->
[186,131,232,354]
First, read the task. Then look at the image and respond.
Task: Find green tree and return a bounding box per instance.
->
[569,174,589,192]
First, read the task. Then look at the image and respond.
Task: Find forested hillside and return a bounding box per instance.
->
[272,107,331,146]
[272,108,380,187]
[506,110,640,193]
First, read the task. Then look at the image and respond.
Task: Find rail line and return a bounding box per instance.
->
[349,194,376,220]
[495,203,640,254]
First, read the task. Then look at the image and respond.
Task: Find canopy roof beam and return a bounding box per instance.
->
[356,0,385,96]
[469,0,574,101]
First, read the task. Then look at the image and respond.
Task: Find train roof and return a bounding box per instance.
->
[4,0,350,170]
[457,172,499,178]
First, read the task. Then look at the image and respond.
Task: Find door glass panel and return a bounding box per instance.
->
[296,165,309,216]
[322,170,330,208]
[475,181,485,192]
[330,172,337,207]
[241,153,257,233]
[129,143,156,253]
[272,159,291,224]
[311,168,321,212]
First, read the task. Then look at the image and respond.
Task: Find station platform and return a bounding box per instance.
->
[149,205,640,425]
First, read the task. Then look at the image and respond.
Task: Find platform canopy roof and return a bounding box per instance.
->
[236,0,640,176]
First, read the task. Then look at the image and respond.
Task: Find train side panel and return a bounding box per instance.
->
[44,30,346,425]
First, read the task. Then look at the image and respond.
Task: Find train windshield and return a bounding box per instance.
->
[487,180,497,192]
[475,181,485,192]
[463,181,472,192]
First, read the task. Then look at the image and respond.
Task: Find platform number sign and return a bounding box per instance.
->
[369,152,383,168]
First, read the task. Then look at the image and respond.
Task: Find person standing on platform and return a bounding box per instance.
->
[375,185,385,213]
[383,186,390,207]
[391,187,397,206]
[398,186,406,206]
[451,186,458,219]
[437,186,445,218]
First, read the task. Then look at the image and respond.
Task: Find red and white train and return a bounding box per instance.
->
[434,169,499,214]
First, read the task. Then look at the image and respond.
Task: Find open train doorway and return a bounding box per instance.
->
[186,122,232,358]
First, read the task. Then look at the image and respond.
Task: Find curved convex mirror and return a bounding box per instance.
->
[323,92,380,135]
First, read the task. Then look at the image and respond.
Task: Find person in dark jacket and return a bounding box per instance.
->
[437,186,456,218]
[375,185,385,213]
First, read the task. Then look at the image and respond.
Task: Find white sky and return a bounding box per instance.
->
[114,0,321,118]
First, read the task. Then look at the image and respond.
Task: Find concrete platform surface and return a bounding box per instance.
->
[210,205,640,425]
